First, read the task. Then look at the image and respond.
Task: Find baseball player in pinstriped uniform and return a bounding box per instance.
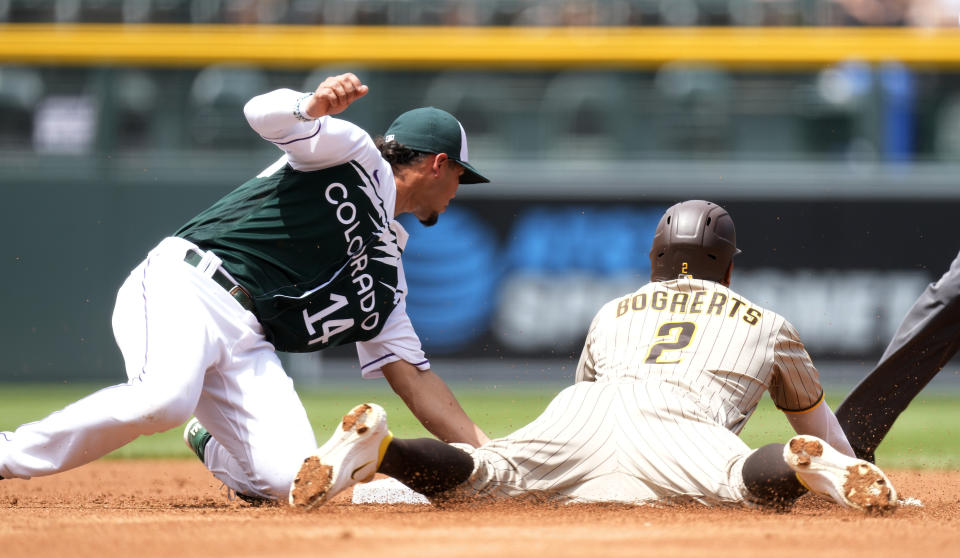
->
[289,200,898,513]
[0,73,491,500]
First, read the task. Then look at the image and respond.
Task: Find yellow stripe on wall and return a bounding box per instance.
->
[0,24,958,69]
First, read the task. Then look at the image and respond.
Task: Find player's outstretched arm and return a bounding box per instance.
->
[381,360,491,447]
[302,72,369,119]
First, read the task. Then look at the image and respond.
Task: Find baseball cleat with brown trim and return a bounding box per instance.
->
[784,435,897,513]
[289,403,389,509]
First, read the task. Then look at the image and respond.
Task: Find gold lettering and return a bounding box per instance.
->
[690,290,706,314]
[728,298,746,318]
[616,298,629,317]
[651,290,667,310]
[707,292,727,315]
[669,292,689,313]
[743,307,762,326]
[631,294,647,311]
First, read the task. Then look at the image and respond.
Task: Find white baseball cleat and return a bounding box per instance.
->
[784,435,897,513]
[289,403,389,509]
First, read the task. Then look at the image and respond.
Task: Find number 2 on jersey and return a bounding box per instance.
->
[644,321,697,364]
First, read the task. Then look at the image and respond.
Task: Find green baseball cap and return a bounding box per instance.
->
[384,107,490,184]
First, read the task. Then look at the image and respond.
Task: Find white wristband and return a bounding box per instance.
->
[293,93,316,122]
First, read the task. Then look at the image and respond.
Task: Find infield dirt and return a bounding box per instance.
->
[1,460,958,558]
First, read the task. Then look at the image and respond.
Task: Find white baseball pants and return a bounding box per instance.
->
[0,237,316,500]
[455,381,752,506]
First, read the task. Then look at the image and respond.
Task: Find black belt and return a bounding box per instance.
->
[183,250,255,312]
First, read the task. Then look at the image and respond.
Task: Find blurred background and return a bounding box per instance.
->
[2,0,960,395]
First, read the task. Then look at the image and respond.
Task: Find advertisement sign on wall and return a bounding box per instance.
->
[399,200,941,361]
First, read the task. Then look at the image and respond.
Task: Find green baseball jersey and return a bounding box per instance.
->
[174,88,422,367]
[177,160,402,352]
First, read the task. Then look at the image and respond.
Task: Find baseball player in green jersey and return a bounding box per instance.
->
[0,73,491,501]
[288,200,898,513]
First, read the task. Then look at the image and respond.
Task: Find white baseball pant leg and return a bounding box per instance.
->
[453,382,639,502]
[455,381,751,505]
[0,238,316,501]
[614,381,752,506]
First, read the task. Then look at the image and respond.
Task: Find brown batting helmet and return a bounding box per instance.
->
[649,200,740,283]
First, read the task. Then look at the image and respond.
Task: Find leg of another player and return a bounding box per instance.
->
[377,438,475,497]
[741,443,807,509]
[836,249,960,462]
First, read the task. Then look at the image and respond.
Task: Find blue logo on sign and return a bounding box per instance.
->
[400,204,666,354]
[399,207,501,353]
[505,206,665,275]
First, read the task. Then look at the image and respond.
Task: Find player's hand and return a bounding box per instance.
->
[304,73,369,118]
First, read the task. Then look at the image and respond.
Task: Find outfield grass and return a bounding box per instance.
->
[0,382,956,469]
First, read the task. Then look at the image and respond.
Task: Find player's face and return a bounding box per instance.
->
[414,155,464,227]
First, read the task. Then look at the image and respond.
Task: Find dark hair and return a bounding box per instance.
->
[374,136,429,168]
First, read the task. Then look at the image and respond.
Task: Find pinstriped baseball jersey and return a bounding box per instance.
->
[452,277,824,506]
[576,277,823,431]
